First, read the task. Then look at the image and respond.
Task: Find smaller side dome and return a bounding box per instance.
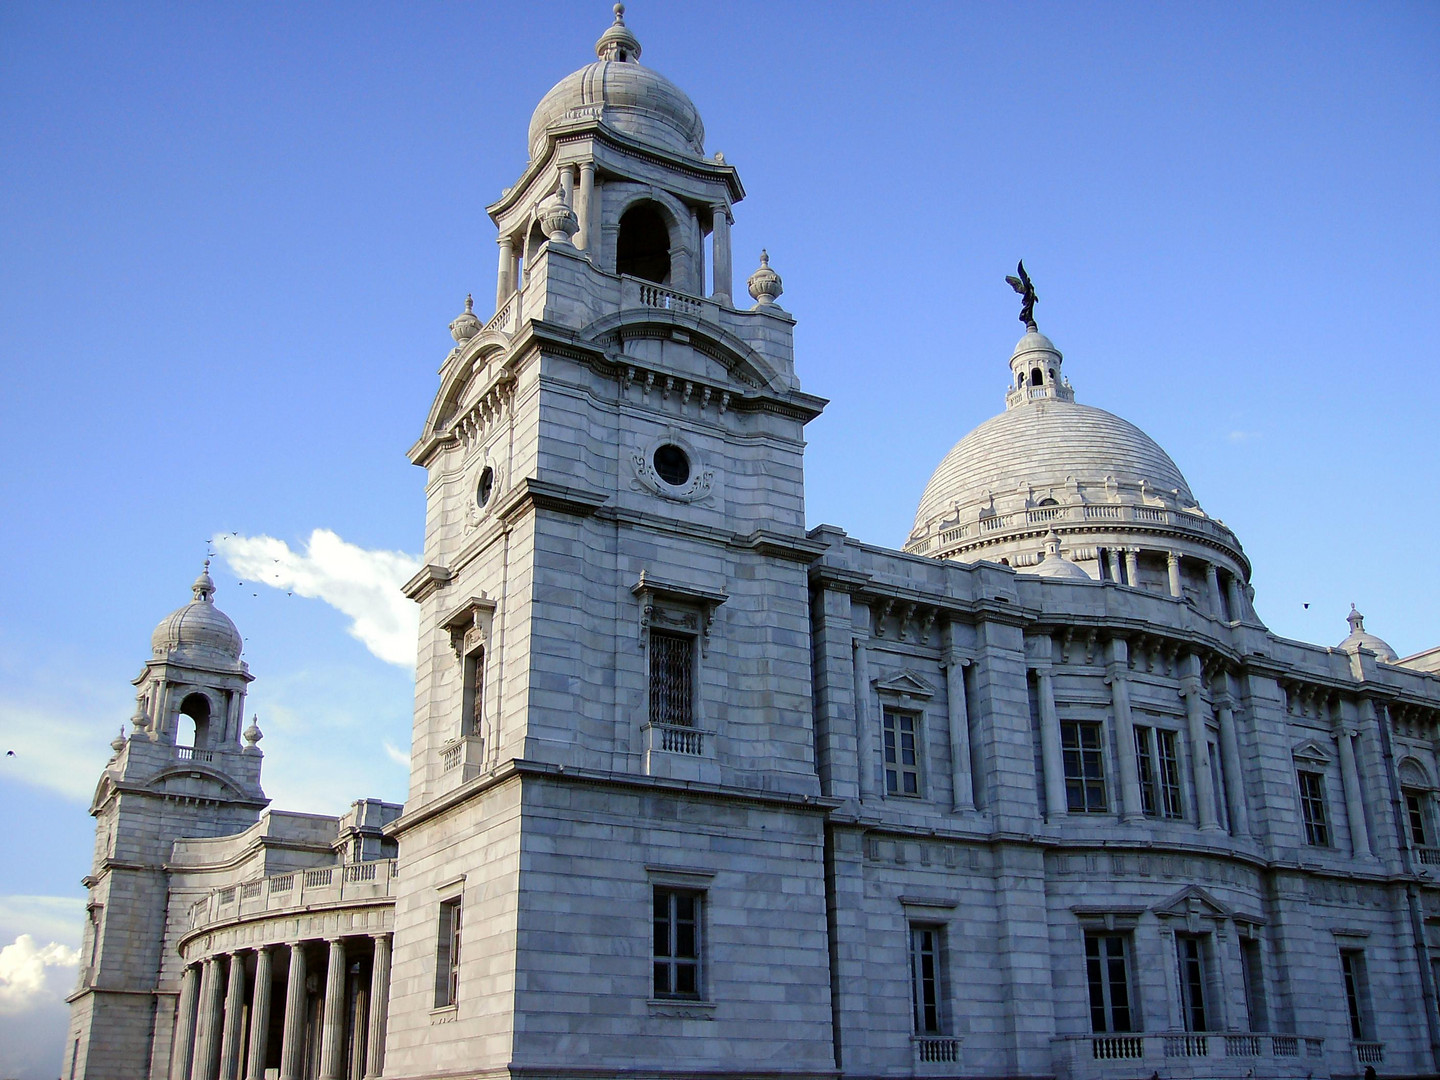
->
[1027,531,1092,580]
[150,561,244,665]
[1338,604,1397,663]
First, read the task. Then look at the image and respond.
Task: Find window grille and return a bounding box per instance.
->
[1062,721,1108,813]
[1085,932,1134,1033]
[910,924,945,1034]
[653,887,701,998]
[883,709,923,797]
[1297,770,1330,846]
[649,630,694,727]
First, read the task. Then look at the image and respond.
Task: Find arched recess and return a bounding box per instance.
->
[522,219,548,285]
[605,188,697,293]
[617,202,672,283]
[422,338,510,442]
[178,692,211,749]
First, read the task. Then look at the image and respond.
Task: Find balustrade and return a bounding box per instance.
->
[176,746,215,763]
[637,281,701,314]
[912,1035,962,1064]
[187,860,400,929]
[654,723,704,756]
[1417,846,1440,866]
[1355,1042,1384,1064]
[1057,1031,1323,1079]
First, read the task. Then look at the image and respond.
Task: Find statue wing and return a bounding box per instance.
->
[1016,260,1033,292]
[1005,275,1024,294]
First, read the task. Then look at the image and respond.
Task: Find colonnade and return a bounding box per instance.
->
[171,933,391,1080]
[1100,546,1244,619]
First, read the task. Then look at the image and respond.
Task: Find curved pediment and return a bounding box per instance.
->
[142,764,249,800]
[580,308,788,396]
[420,335,513,452]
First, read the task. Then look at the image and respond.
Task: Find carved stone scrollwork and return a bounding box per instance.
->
[631,433,715,504]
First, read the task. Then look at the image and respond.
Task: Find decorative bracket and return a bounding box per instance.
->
[631,572,728,655]
[440,595,497,659]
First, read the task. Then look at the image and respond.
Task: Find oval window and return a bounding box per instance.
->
[653,444,690,487]
[477,466,495,507]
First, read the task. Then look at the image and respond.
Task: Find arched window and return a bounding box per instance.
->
[522,220,547,283]
[1030,367,1045,386]
[617,202,671,283]
[178,693,211,749]
[1037,497,1059,507]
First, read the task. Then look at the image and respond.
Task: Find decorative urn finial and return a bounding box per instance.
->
[243,715,263,752]
[110,728,127,755]
[747,249,783,307]
[130,703,150,733]
[449,293,482,345]
[539,185,579,245]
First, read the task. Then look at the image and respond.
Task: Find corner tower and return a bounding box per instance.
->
[64,565,267,1080]
[388,9,835,1078]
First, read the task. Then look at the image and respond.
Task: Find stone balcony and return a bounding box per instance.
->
[187,859,399,932]
[1052,1032,1325,1080]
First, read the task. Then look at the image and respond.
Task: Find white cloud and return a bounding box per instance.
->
[383,741,410,769]
[0,699,117,802]
[0,935,78,1015]
[215,529,421,668]
[0,897,84,951]
[1226,430,1261,443]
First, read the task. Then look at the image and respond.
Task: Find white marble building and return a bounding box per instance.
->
[64,8,1440,1080]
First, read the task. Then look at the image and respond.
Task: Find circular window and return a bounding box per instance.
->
[477,466,495,507]
[652,444,690,487]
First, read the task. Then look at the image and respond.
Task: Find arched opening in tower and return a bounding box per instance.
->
[616,203,671,283]
[178,692,211,750]
[1030,366,1045,387]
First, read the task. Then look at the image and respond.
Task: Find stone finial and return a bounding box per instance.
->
[110,729,127,754]
[243,716,263,751]
[595,3,641,62]
[540,186,580,245]
[192,559,215,603]
[1347,603,1364,634]
[131,703,150,733]
[449,293,482,345]
[747,249,783,307]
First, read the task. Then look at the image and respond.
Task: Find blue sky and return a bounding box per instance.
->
[0,1,1436,1072]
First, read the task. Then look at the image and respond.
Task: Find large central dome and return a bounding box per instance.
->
[904,322,1248,592]
[913,400,1195,531]
[527,6,705,160]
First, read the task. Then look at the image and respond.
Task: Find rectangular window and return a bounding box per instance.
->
[909,924,946,1034]
[1240,937,1268,1033]
[1134,726,1184,820]
[1340,949,1373,1040]
[1062,721,1108,813]
[649,630,695,727]
[1085,932,1134,1033]
[1404,790,1429,847]
[462,646,484,737]
[435,897,462,1007]
[883,709,923,798]
[653,887,701,999]
[1176,934,1211,1032]
[1297,770,1330,846]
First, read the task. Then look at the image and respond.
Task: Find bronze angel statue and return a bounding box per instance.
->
[1006,260,1038,331]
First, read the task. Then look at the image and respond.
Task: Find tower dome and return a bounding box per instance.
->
[1337,605,1398,663]
[150,561,243,665]
[527,5,705,160]
[904,275,1249,599]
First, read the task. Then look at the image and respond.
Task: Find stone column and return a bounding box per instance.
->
[363,935,391,1080]
[559,163,575,204]
[1167,551,1183,598]
[1124,549,1140,587]
[278,943,308,1080]
[218,954,246,1080]
[318,938,347,1080]
[1107,639,1144,821]
[193,957,225,1080]
[1205,563,1224,616]
[943,650,975,812]
[1106,548,1122,584]
[1335,710,1372,858]
[170,964,201,1080]
[495,235,514,310]
[710,204,732,306]
[1034,666,1067,820]
[1181,655,1221,831]
[1226,575,1244,621]
[575,162,595,252]
[587,177,603,256]
[1215,692,1250,837]
[853,634,875,801]
[244,947,274,1080]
